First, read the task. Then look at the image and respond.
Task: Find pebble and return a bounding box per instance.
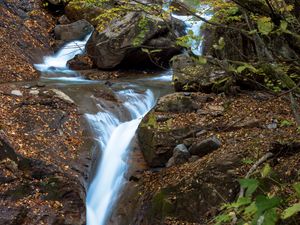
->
[29,90,39,95]
[11,90,22,96]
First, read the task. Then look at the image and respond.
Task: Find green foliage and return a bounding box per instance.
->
[215,163,300,225]
[257,17,274,35]
[280,119,294,127]
[282,203,300,219]
[213,37,225,50]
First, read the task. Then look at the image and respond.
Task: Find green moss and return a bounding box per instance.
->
[150,189,175,219]
[140,111,157,129]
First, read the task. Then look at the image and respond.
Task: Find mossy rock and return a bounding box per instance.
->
[172,54,228,93]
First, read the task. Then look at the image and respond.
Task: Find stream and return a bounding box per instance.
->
[32,4,210,224]
[34,35,172,225]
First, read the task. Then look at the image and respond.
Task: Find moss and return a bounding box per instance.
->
[150,189,175,219]
[140,111,158,129]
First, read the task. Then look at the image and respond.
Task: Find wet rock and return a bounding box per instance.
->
[67,54,93,70]
[188,136,221,156]
[11,90,22,96]
[87,12,185,69]
[172,54,228,93]
[166,144,190,167]
[54,19,94,42]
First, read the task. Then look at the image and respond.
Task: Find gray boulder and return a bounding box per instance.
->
[54,19,94,42]
[87,12,185,69]
[188,136,221,156]
[166,144,190,167]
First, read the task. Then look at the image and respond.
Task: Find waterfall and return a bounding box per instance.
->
[171,3,212,55]
[34,33,91,74]
[35,34,159,225]
[86,89,155,225]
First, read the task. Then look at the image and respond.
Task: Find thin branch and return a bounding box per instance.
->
[239,152,274,198]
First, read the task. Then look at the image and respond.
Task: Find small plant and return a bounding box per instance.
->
[280,119,294,127]
[215,163,300,225]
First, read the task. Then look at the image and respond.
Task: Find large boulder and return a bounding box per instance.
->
[138,110,191,167]
[54,19,94,42]
[86,12,185,69]
[172,54,228,92]
[138,92,214,167]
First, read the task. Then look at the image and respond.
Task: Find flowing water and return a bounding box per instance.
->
[34,36,171,225]
[33,5,209,223]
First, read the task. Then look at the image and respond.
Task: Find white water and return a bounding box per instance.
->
[34,33,91,73]
[171,4,212,55]
[86,89,155,225]
[35,34,158,225]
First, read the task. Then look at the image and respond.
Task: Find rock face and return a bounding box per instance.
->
[172,54,228,92]
[54,19,94,42]
[87,12,185,69]
[67,54,94,70]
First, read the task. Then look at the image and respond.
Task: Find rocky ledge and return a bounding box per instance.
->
[0,82,92,225]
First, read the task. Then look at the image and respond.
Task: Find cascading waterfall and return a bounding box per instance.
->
[33,2,212,222]
[34,35,158,225]
[86,89,155,225]
[34,33,91,74]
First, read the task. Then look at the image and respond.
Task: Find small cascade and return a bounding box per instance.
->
[171,4,212,55]
[34,33,91,74]
[86,90,155,225]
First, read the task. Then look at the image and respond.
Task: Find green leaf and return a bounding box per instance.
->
[263,208,278,225]
[244,202,257,216]
[261,163,272,178]
[239,179,259,197]
[229,197,252,208]
[255,195,281,214]
[280,20,288,32]
[281,202,300,219]
[257,17,274,35]
[214,213,231,225]
[293,182,300,197]
[242,158,254,165]
[237,65,246,73]
[141,48,150,54]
